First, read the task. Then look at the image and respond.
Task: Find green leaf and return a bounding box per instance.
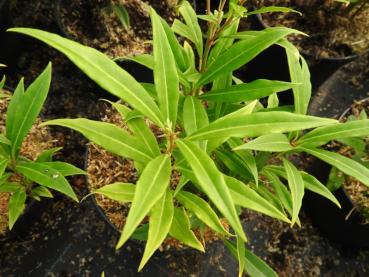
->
[176,190,230,236]
[188,111,337,141]
[15,161,78,201]
[9,28,164,127]
[301,147,369,187]
[298,120,369,147]
[268,93,279,108]
[109,101,160,157]
[176,139,246,241]
[236,236,246,277]
[139,190,174,271]
[6,63,51,157]
[41,161,85,176]
[111,4,130,30]
[36,147,62,162]
[160,18,187,71]
[224,240,278,277]
[234,133,293,152]
[246,6,302,16]
[0,134,10,146]
[151,9,180,126]
[0,181,21,192]
[263,170,293,216]
[200,79,299,103]
[117,154,171,249]
[178,1,203,57]
[0,159,8,177]
[32,186,53,199]
[265,165,341,208]
[283,159,304,225]
[216,149,254,180]
[169,207,204,251]
[197,27,301,87]
[225,176,290,223]
[43,119,152,164]
[183,96,209,150]
[8,187,26,230]
[286,49,311,115]
[92,183,135,202]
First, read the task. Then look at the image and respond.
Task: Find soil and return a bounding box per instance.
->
[0,90,54,237]
[57,0,177,58]
[86,103,229,249]
[253,0,369,58]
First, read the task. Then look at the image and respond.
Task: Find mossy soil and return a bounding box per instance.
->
[1,0,369,276]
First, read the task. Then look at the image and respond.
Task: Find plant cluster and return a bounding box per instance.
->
[0,64,83,230]
[6,0,369,275]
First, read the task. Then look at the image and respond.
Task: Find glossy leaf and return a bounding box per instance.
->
[15,161,78,201]
[151,9,180,126]
[8,187,26,230]
[109,101,160,157]
[225,176,290,223]
[302,147,369,187]
[43,119,152,164]
[41,161,86,176]
[188,112,336,141]
[298,120,369,147]
[36,147,62,162]
[0,181,20,193]
[6,63,51,157]
[139,190,174,271]
[236,235,245,277]
[200,79,299,103]
[176,139,246,241]
[32,186,53,199]
[176,190,230,235]
[91,183,135,202]
[233,133,293,152]
[9,28,164,127]
[197,27,300,87]
[169,207,204,251]
[117,154,171,249]
[283,159,304,225]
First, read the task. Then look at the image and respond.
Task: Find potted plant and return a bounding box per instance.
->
[9,0,369,274]
[250,0,369,89]
[0,63,84,238]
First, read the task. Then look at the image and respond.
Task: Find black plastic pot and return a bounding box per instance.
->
[303,62,369,249]
[0,0,24,74]
[250,12,358,91]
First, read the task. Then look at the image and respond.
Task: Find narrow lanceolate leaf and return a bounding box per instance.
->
[176,139,247,241]
[139,190,174,271]
[286,47,311,115]
[32,186,53,199]
[36,147,62,162]
[188,112,337,141]
[265,165,340,208]
[176,191,230,236]
[237,236,246,277]
[8,28,164,127]
[8,187,26,230]
[0,134,10,145]
[245,6,301,16]
[224,240,278,277]
[0,159,8,176]
[234,134,293,152]
[15,161,78,201]
[151,9,179,126]
[6,63,51,157]
[109,101,160,157]
[301,147,369,187]
[117,154,171,249]
[92,183,135,202]
[225,176,290,223]
[283,159,304,225]
[200,80,299,103]
[298,120,369,147]
[169,207,204,251]
[197,27,300,87]
[43,119,152,164]
[183,96,209,150]
[178,1,203,57]
[41,162,86,176]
